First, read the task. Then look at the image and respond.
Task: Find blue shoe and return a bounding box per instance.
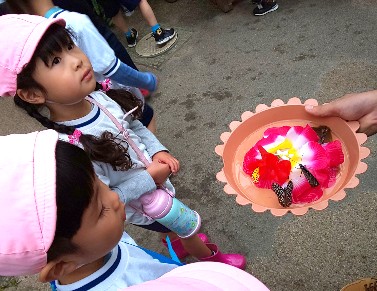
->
[126,28,138,47]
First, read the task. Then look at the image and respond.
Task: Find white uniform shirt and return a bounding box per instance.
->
[58,91,174,225]
[54,232,179,290]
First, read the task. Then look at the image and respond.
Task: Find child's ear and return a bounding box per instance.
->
[38,260,78,283]
[16,88,45,104]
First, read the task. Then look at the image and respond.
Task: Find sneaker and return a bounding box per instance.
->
[152,27,176,45]
[340,278,377,291]
[126,28,138,48]
[253,1,278,16]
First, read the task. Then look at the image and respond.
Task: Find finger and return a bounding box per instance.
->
[358,119,377,136]
[169,160,180,173]
[167,160,178,173]
[171,158,180,172]
[305,103,339,117]
[174,159,180,172]
[365,125,377,136]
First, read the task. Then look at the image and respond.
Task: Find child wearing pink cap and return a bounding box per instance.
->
[0,130,179,289]
[0,14,246,269]
[5,0,157,132]
[0,131,269,291]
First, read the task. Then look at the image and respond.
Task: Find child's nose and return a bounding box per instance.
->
[71,55,83,69]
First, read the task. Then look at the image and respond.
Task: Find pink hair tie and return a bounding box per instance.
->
[100,79,112,92]
[68,129,82,145]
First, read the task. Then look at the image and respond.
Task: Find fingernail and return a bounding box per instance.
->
[305,105,314,110]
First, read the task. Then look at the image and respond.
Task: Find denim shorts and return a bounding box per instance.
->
[119,0,141,12]
[100,0,141,18]
[140,102,154,127]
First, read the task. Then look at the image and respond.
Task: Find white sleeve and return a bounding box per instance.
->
[64,11,120,77]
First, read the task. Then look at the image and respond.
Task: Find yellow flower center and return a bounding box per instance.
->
[267,139,301,167]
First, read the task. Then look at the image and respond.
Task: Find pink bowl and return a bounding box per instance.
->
[215,97,370,216]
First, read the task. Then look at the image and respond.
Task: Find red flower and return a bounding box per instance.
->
[243,146,291,189]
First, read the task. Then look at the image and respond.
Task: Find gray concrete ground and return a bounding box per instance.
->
[1,0,377,290]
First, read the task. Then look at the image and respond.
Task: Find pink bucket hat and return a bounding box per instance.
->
[0,130,58,276]
[124,262,270,290]
[0,14,65,97]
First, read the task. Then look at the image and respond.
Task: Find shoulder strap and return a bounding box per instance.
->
[85,96,174,197]
[85,96,150,166]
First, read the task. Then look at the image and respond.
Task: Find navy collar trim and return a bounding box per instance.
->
[71,245,121,291]
[74,102,100,128]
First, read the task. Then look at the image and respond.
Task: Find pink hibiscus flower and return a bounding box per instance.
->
[243,125,344,206]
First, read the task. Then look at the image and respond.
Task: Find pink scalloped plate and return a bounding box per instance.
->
[215,98,370,216]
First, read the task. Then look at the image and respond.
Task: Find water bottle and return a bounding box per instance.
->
[139,189,201,238]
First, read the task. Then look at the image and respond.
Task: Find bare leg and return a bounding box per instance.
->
[112,9,130,33]
[160,232,211,258]
[147,114,157,134]
[139,0,158,27]
[179,235,212,258]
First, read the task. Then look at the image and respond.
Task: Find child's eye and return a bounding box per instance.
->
[67,42,74,50]
[51,57,61,66]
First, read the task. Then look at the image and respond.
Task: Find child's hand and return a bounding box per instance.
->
[147,160,171,184]
[152,151,180,174]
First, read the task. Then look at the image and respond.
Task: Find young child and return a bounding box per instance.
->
[91,0,176,47]
[6,0,157,131]
[52,0,141,71]
[0,14,246,269]
[0,130,180,289]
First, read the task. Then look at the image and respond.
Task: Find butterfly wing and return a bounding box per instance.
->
[272,182,292,207]
[299,164,319,187]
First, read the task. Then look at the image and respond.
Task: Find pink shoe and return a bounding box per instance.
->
[199,243,247,270]
[162,233,209,259]
[139,88,151,98]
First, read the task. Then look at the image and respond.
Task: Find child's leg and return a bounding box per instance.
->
[147,114,157,134]
[138,223,246,269]
[111,7,139,47]
[112,8,130,33]
[162,232,212,258]
[138,0,158,27]
[162,232,246,269]
[179,234,212,258]
[139,102,157,134]
[138,0,176,46]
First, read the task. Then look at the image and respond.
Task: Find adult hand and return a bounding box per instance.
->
[146,160,171,185]
[305,90,377,136]
[152,151,180,174]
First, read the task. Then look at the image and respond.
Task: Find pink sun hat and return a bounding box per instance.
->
[123,262,270,291]
[0,130,58,276]
[0,14,66,97]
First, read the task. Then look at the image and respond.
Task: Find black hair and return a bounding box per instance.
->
[47,140,95,262]
[14,24,143,171]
